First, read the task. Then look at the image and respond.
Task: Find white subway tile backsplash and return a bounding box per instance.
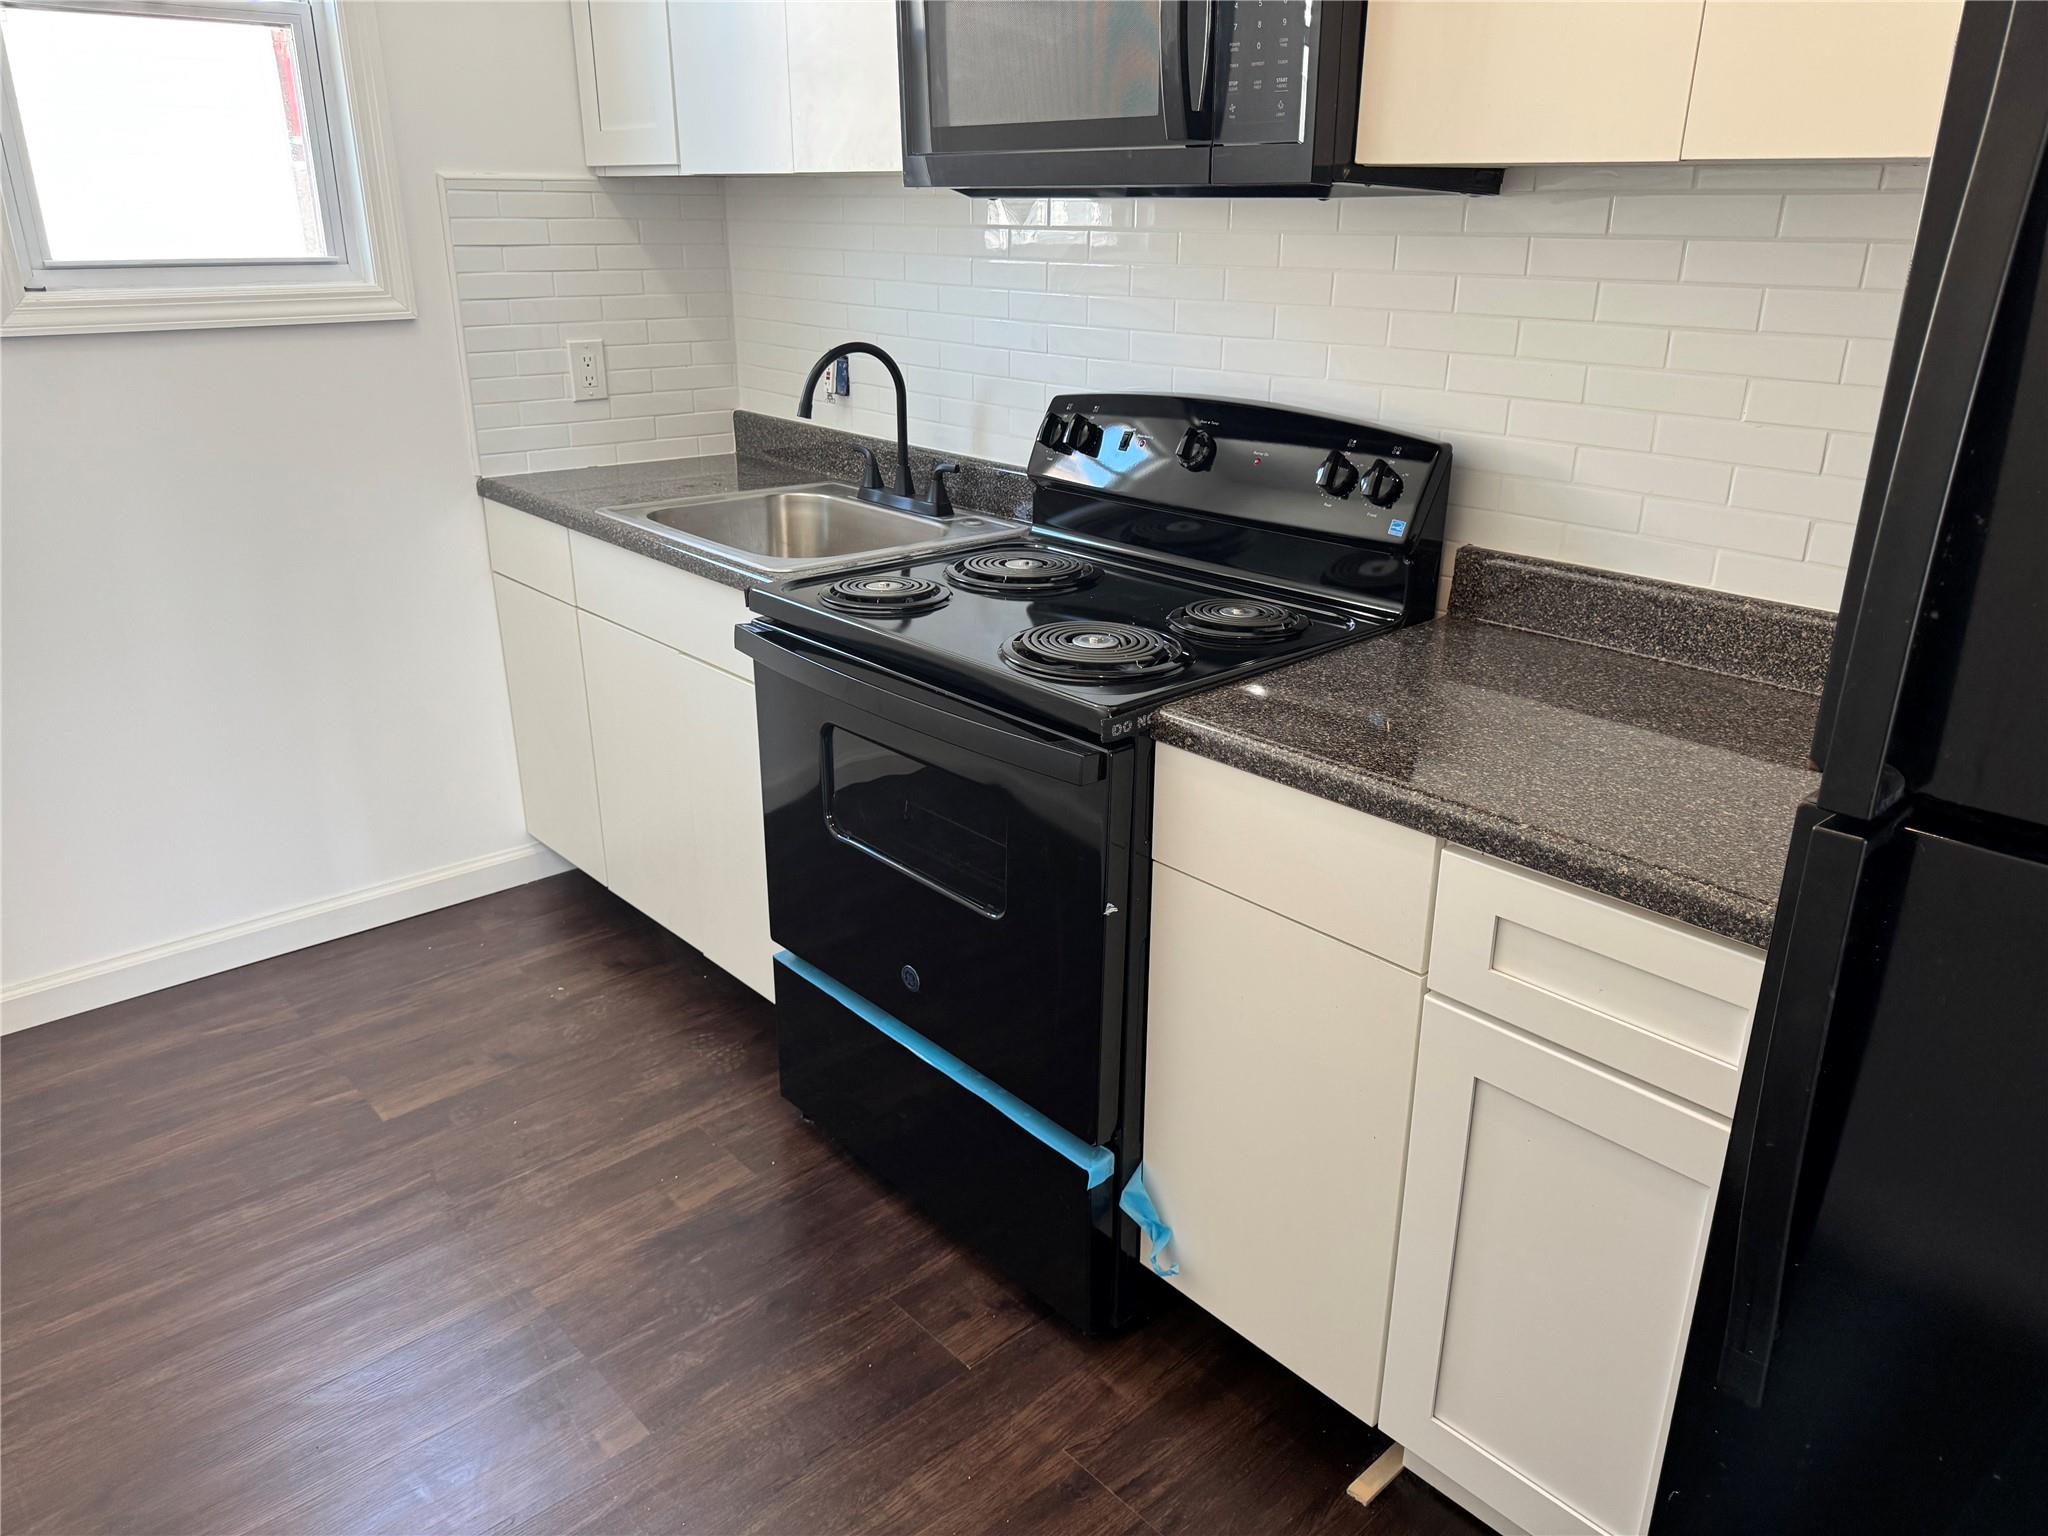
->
[1609,195,1782,237]
[1527,237,1683,281]
[1745,379,1884,433]
[1679,239,1867,287]
[1779,192,1925,240]
[1759,286,1904,337]
[1596,282,1762,330]
[1666,328,1845,381]
[443,164,1930,613]
[449,175,734,476]
[1584,365,1747,419]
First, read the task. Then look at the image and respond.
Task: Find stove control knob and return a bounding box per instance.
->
[1314,450,1360,499]
[1363,458,1405,507]
[1175,426,1217,471]
[1038,412,1071,452]
[1062,413,1104,456]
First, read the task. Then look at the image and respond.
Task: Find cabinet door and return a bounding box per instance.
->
[580,611,705,947]
[492,575,606,879]
[1683,1,1963,161]
[1354,2,1703,166]
[1380,997,1728,1536]
[786,0,903,174]
[580,613,774,1000]
[1142,865,1423,1424]
[668,0,795,175]
[568,0,680,168]
[683,654,775,999]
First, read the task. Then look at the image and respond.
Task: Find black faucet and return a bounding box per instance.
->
[797,342,917,501]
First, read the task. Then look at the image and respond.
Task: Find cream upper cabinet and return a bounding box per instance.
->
[1683,1,1964,161]
[569,0,900,176]
[1355,0,1962,167]
[1355,2,1705,166]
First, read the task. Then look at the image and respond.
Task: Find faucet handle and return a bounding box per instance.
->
[852,444,883,493]
[929,462,961,517]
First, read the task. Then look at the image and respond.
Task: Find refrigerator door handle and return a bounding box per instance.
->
[1714,813,1889,1404]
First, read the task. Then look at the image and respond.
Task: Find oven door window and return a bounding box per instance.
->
[825,727,1009,917]
[926,0,1170,152]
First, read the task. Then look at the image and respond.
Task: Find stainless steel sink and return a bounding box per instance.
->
[596,482,1015,575]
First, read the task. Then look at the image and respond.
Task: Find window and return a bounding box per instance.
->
[0,0,411,333]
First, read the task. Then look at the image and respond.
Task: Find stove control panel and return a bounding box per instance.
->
[1028,394,1447,550]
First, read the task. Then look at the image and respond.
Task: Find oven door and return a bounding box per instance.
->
[900,0,1219,190]
[740,622,1134,1145]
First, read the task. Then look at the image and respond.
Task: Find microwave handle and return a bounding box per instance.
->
[1162,2,1218,136]
[1187,0,1217,115]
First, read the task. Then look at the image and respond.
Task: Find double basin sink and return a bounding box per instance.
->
[596,482,1015,578]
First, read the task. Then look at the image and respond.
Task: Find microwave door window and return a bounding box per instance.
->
[928,0,1169,149]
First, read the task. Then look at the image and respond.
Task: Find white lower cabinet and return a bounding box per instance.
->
[1379,996,1729,1536]
[486,503,773,1000]
[579,611,774,999]
[1142,862,1423,1424]
[492,574,606,880]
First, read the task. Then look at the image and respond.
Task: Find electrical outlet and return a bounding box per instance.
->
[830,356,850,401]
[569,338,608,401]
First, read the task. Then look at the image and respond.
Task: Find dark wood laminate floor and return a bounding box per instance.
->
[2,873,1483,1536]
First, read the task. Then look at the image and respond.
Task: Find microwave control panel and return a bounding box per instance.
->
[1219,1,1311,146]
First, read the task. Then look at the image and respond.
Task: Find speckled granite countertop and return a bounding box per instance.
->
[476,410,1031,590]
[1155,550,1829,947]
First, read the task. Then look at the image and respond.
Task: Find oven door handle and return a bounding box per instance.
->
[736,622,1108,785]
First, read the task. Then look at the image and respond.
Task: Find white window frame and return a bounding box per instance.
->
[0,0,412,334]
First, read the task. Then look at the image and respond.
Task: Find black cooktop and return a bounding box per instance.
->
[749,537,1391,741]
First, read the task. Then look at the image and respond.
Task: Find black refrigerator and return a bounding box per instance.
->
[1654,4,2048,1532]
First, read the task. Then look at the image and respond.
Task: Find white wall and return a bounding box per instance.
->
[730,165,1928,611]
[0,1,589,1026]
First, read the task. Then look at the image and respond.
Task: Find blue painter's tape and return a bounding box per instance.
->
[1119,1164,1178,1277]
[774,950,1117,1191]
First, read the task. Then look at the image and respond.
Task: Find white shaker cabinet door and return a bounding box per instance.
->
[680,652,775,999]
[1142,864,1423,1425]
[1380,997,1728,1536]
[569,0,680,168]
[580,611,707,950]
[492,575,607,880]
[786,0,903,174]
[669,0,796,175]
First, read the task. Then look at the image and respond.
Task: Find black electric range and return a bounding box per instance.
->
[735,394,1448,1331]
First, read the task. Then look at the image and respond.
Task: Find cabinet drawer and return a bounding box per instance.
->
[568,530,752,679]
[1430,849,1764,1115]
[1152,744,1439,971]
[483,501,574,602]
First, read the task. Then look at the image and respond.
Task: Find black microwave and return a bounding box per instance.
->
[897,1,1499,197]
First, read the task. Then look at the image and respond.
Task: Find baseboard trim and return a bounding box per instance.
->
[1,843,572,1035]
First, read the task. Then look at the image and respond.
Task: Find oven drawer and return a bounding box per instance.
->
[774,954,1133,1332]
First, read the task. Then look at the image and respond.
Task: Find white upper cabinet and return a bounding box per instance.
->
[568,0,679,168]
[786,0,904,173]
[1683,1,1964,161]
[1355,0,1961,167]
[1355,1,1705,166]
[569,0,901,176]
